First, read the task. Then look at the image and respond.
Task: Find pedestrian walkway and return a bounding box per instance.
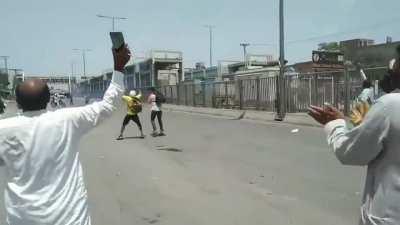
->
[162,104,320,127]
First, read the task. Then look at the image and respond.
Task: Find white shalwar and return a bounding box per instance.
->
[0,71,124,225]
[325,90,400,225]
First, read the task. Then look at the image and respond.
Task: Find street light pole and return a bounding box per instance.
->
[69,62,74,95]
[112,17,115,32]
[73,49,91,79]
[204,25,215,67]
[210,27,213,67]
[83,51,86,77]
[275,0,286,121]
[97,14,127,31]
[240,43,250,67]
[0,56,9,76]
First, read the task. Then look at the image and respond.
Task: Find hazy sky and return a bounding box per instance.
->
[1,0,399,76]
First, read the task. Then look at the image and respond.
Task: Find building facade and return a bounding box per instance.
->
[340,38,400,67]
[123,50,183,88]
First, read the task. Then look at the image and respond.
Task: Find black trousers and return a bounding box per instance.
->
[151,111,163,132]
[122,114,142,130]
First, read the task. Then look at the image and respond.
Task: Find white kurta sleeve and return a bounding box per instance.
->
[68,71,125,134]
[324,102,390,166]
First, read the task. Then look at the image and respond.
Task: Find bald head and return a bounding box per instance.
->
[16,79,50,112]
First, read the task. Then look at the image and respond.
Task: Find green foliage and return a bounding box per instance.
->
[318,42,340,51]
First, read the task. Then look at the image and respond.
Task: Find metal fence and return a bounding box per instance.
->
[155,71,373,113]
[76,67,386,114]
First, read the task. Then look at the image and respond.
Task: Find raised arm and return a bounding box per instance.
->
[324,102,390,166]
[68,45,131,134]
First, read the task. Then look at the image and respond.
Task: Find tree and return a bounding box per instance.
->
[318,42,340,51]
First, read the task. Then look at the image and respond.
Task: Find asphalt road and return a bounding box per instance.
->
[0,100,364,225]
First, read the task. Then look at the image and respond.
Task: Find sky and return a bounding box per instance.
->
[1,0,400,76]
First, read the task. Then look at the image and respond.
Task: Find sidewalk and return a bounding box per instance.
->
[162,104,321,127]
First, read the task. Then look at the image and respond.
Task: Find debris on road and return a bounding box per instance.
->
[291,128,299,133]
[265,191,273,196]
[231,111,246,120]
[142,216,160,224]
[237,111,246,120]
[148,219,159,224]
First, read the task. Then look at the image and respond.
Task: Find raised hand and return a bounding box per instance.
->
[113,44,132,72]
[308,105,344,125]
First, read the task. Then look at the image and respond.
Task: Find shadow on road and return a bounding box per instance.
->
[156,147,183,152]
[123,136,146,139]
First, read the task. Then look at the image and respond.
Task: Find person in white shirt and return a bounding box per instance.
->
[358,80,375,104]
[147,87,165,136]
[308,58,400,225]
[0,45,131,225]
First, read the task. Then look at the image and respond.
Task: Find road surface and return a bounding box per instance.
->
[0,100,364,225]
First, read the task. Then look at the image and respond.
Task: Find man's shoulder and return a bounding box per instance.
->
[377,93,400,104]
[44,107,85,122]
[0,115,33,131]
[373,94,400,115]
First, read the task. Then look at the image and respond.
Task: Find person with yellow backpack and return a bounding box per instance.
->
[117,90,144,140]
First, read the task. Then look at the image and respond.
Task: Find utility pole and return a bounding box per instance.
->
[204,25,215,67]
[240,43,250,67]
[73,49,91,79]
[343,61,352,116]
[97,14,127,31]
[275,0,286,121]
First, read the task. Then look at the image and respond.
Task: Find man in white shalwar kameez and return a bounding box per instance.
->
[309,58,400,225]
[0,45,131,225]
